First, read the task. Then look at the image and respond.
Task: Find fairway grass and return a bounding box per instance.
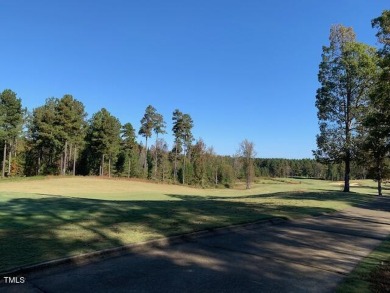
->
[0,177,386,273]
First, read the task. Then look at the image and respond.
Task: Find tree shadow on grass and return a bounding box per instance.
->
[0,191,343,273]
[167,190,390,213]
[2,188,389,274]
[167,190,374,204]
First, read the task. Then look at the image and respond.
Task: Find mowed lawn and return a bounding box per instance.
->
[0,176,386,273]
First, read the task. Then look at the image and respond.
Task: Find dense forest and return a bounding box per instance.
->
[0,90,377,187]
[0,10,389,192]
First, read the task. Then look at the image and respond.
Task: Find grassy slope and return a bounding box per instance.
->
[0,177,385,273]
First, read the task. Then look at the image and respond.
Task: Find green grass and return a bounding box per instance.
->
[0,175,46,184]
[337,236,390,293]
[0,177,386,273]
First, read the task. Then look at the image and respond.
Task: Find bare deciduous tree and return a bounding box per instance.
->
[238,139,256,189]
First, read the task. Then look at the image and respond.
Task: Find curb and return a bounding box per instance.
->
[0,216,289,279]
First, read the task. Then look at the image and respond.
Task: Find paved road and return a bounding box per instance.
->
[1,197,390,293]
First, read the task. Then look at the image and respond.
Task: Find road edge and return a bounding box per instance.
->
[0,216,290,279]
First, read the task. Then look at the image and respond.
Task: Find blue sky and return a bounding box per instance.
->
[1,1,388,158]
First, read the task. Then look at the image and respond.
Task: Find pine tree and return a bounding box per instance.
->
[153,112,166,179]
[139,105,157,177]
[121,122,137,178]
[88,108,121,177]
[28,98,62,174]
[0,89,23,178]
[55,95,87,175]
[172,109,183,183]
[180,113,194,184]
[314,25,378,192]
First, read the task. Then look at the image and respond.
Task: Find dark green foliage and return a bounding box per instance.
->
[151,138,171,181]
[152,111,166,179]
[255,158,372,181]
[0,89,24,177]
[138,105,167,179]
[139,105,157,176]
[85,108,121,176]
[146,149,154,179]
[178,161,193,185]
[216,157,235,187]
[118,123,139,177]
[7,86,379,185]
[25,95,87,176]
[138,105,156,140]
[0,89,23,140]
[171,109,194,184]
[172,109,183,182]
[360,11,390,195]
[56,95,87,175]
[191,139,207,186]
[372,10,390,51]
[27,98,62,174]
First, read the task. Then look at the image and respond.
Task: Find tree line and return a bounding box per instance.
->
[0,91,258,188]
[0,89,374,189]
[255,158,369,181]
[314,10,390,195]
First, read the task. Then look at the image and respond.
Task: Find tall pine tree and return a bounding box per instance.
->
[314,25,378,192]
[0,89,23,177]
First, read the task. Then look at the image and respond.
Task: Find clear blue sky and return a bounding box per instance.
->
[1,1,388,158]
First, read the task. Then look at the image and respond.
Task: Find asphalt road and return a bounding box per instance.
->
[1,197,390,293]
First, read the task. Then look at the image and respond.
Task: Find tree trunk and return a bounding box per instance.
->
[162,163,165,182]
[2,141,7,178]
[174,141,178,183]
[73,146,77,176]
[154,135,159,180]
[182,150,186,185]
[127,155,131,178]
[343,91,351,193]
[246,158,252,189]
[144,137,148,176]
[246,166,251,189]
[63,141,68,175]
[246,162,250,189]
[8,149,11,176]
[343,151,351,192]
[101,154,105,176]
[37,153,41,175]
[108,157,111,178]
[377,158,383,196]
[69,143,73,173]
[60,155,63,175]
